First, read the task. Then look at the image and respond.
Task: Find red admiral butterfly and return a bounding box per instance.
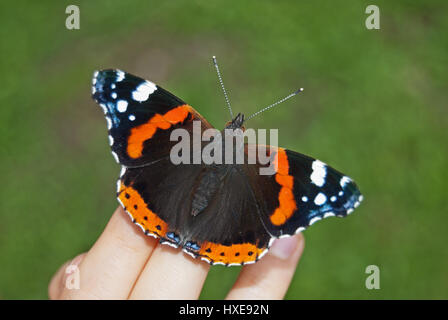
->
[91,59,363,266]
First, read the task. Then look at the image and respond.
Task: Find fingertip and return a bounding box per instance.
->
[48,253,86,300]
[270,233,305,260]
[128,242,210,299]
[48,262,67,299]
[225,234,305,300]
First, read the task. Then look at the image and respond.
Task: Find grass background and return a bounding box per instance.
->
[0,0,447,299]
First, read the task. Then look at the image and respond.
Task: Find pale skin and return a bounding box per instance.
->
[49,206,305,300]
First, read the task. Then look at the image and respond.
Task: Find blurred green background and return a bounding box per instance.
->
[1,0,447,299]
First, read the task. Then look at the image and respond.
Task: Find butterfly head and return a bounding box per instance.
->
[225,113,245,130]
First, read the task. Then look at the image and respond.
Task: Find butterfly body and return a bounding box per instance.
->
[92,69,363,266]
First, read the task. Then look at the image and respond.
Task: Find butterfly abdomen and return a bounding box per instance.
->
[191,165,230,216]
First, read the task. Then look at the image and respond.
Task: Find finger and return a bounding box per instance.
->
[48,253,86,299]
[129,243,210,299]
[226,234,305,300]
[60,206,158,299]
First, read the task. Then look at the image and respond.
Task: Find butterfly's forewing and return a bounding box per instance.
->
[92,69,213,167]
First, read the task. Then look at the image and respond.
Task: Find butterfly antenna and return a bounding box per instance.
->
[212,56,234,120]
[245,88,304,122]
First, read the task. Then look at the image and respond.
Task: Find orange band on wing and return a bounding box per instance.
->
[127,105,191,159]
[198,242,266,264]
[269,148,297,226]
[118,182,168,237]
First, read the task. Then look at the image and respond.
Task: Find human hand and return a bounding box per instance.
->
[49,206,304,300]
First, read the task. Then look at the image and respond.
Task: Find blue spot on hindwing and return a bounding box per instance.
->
[166,232,180,244]
[185,241,201,251]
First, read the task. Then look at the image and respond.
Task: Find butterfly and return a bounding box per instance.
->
[91,60,363,266]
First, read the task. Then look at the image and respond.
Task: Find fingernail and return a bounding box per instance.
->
[270,235,300,260]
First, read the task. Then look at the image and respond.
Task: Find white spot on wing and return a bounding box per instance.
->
[228,262,242,267]
[134,221,146,234]
[99,103,107,114]
[119,166,126,177]
[257,248,269,260]
[132,81,157,102]
[116,100,128,112]
[340,176,351,188]
[310,160,327,187]
[111,92,117,99]
[111,151,119,163]
[183,249,197,259]
[295,227,305,234]
[162,242,179,249]
[309,217,321,225]
[324,212,335,218]
[116,178,121,193]
[106,117,112,130]
[92,71,98,84]
[108,135,114,146]
[129,114,136,121]
[314,192,327,205]
[117,197,125,209]
[301,196,308,202]
[330,196,337,202]
[116,70,125,82]
[145,231,157,239]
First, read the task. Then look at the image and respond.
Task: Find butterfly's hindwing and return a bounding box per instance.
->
[118,158,271,266]
[248,147,363,237]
